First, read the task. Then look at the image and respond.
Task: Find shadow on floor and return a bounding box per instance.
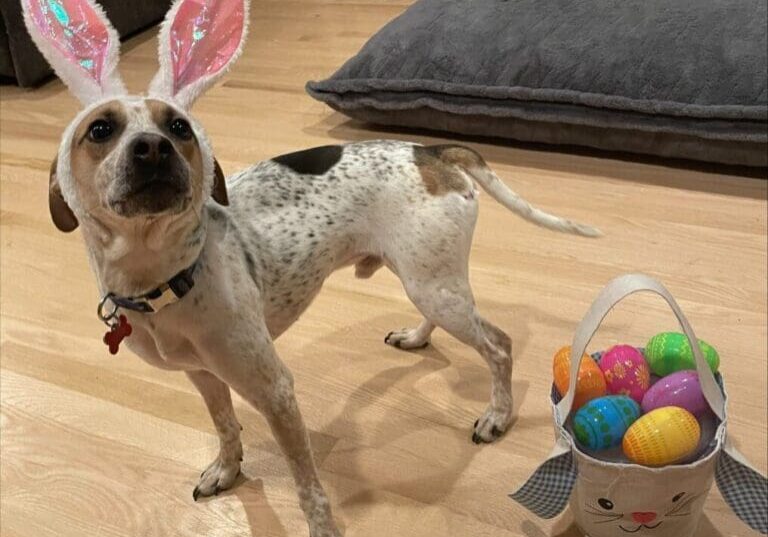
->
[291,297,571,525]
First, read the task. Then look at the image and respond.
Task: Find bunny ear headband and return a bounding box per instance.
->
[23,0,249,110]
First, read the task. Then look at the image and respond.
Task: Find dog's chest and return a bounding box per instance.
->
[123,312,202,370]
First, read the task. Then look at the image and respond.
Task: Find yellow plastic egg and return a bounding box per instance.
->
[623,406,701,467]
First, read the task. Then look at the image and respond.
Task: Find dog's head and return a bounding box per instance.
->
[23,0,248,233]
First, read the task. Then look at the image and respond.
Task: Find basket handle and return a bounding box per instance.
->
[555,273,726,422]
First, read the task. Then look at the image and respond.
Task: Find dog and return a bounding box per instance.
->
[24,0,600,535]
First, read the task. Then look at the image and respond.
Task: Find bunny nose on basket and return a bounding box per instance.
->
[632,512,657,524]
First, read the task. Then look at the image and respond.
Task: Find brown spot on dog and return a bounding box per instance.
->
[70,100,127,185]
[355,255,383,279]
[413,145,487,196]
[433,145,487,169]
[212,158,229,206]
[146,99,228,205]
[48,153,78,232]
[146,99,202,177]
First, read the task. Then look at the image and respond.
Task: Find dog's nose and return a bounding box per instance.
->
[131,134,174,166]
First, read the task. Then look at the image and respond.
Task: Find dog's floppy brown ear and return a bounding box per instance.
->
[49,155,78,232]
[212,158,229,206]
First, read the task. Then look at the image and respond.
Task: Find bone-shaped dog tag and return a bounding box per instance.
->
[103,314,132,355]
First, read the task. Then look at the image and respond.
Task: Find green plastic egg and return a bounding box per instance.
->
[644,332,719,376]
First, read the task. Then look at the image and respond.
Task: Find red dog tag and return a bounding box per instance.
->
[103,314,132,355]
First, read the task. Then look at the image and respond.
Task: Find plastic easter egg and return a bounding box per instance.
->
[599,345,651,403]
[642,370,710,417]
[623,406,701,467]
[645,332,719,376]
[553,346,607,410]
[573,395,641,451]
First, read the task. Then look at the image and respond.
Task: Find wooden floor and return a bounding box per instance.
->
[1,1,766,536]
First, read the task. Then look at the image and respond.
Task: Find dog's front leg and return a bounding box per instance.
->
[256,371,339,537]
[200,327,340,537]
[186,370,243,500]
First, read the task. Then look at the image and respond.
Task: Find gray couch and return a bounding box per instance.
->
[0,0,171,86]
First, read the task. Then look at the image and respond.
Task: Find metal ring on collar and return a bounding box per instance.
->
[97,293,119,325]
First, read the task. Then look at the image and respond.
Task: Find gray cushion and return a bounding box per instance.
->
[307,0,768,167]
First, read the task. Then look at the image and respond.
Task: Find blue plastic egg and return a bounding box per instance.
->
[573,395,641,450]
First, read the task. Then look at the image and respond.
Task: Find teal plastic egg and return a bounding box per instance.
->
[644,332,719,376]
[573,395,641,451]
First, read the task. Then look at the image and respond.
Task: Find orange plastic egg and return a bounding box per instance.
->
[622,406,701,467]
[553,346,607,410]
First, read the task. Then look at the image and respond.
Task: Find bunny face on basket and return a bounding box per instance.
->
[553,332,719,467]
[585,491,704,534]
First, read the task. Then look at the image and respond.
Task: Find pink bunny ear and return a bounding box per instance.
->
[150,0,249,109]
[22,0,125,105]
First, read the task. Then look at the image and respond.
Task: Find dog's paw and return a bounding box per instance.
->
[384,328,430,350]
[472,406,511,444]
[192,452,242,501]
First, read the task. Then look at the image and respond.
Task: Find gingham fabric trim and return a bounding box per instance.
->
[716,450,768,534]
[509,451,576,519]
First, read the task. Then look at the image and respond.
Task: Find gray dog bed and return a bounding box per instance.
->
[307,0,768,167]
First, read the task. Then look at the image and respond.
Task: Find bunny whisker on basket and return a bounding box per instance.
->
[593,516,625,525]
[586,512,624,522]
[664,493,701,517]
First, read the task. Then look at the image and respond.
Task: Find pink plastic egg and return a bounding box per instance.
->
[641,370,710,417]
[599,345,651,403]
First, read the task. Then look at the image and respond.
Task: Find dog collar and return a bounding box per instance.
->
[98,260,199,320]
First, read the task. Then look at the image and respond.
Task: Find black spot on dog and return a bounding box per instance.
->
[272,145,343,176]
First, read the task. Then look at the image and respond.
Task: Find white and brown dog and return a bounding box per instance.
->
[24,0,600,535]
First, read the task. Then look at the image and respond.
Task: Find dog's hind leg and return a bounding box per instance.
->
[186,370,243,500]
[381,192,512,443]
[401,276,513,444]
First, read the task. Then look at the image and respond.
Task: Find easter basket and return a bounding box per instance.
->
[510,274,767,536]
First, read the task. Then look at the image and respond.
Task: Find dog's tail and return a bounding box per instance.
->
[436,145,602,238]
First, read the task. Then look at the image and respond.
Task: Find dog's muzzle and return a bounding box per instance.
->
[111,133,190,216]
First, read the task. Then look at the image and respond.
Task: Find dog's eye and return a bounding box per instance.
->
[169,118,193,141]
[597,498,614,510]
[672,492,686,502]
[88,120,113,142]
